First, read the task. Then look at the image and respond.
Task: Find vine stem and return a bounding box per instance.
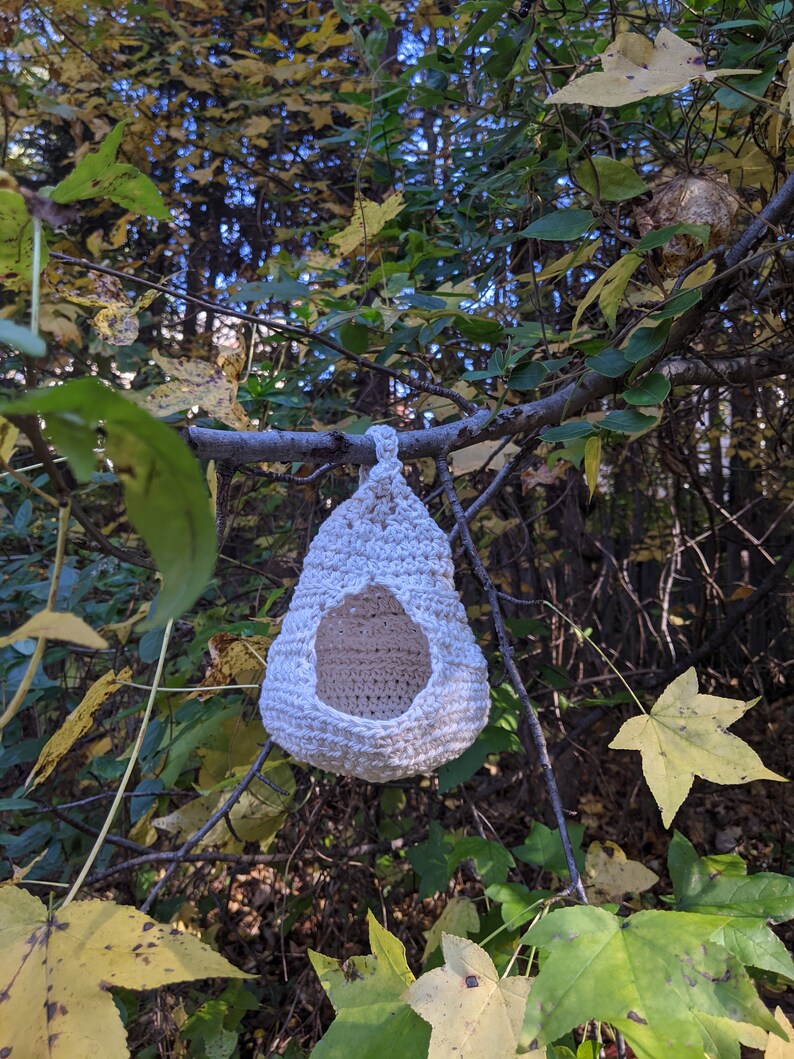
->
[541,601,646,714]
[0,499,70,736]
[435,455,587,903]
[61,619,174,909]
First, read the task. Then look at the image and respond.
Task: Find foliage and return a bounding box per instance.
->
[0,0,792,1054]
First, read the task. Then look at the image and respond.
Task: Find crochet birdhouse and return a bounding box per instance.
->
[259,426,491,781]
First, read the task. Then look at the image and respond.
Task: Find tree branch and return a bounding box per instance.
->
[185,352,790,466]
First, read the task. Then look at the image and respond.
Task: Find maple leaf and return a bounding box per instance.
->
[0,887,250,1059]
[309,912,430,1059]
[548,28,757,108]
[608,669,786,827]
[520,905,782,1059]
[404,934,533,1059]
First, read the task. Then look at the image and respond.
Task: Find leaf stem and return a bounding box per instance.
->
[0,499,70,736]
[542,601,646,714]
[60,619,174,908]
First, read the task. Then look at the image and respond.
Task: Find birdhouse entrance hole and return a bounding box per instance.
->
[314,586,432,720]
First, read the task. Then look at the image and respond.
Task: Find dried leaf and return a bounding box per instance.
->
[548,28,757,108]
[329,191,405,257]
[766,1008,794,1058]
[584,840,659,904]
[0,609,108,649]
[26,668,132,790]
[144,353,254,430]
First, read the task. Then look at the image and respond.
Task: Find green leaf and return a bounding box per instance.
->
[520,906,781,1059]
[597,409,659,435]
[452,836,514,886]
[522,209,594,241]
[0,190,49,281]
[649,289,702,321]
[339,321,369,355]
[51,121,170,220]
[512,821,585,877]
[508,361,549,391]
[407,821,456,898]
[587,347,630,378]
[0,320,46,358]
[0,379,215,626]
[541,422,595,443]
[623,321,671,364]
[309,913,431,1059]
[575,156,649,202]
[437,723,519,793]
[622,372,671,406]
[668,833,794,980]
[636,224,711,252]
[485,882,553,930]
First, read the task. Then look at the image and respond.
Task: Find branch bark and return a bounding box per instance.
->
[184,352,790,466]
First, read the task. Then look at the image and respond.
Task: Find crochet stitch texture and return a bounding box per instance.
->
[259,425,491,781]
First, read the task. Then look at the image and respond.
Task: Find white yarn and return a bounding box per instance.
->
[259,425,491,781]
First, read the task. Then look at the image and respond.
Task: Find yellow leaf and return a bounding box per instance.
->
[766,1007,794,1058]
[0,609,108,649]
[571,253,641,335]
[330,191,406,257]
[787,46,794,125]
[548,28,757,108]
[144,353,254,430]
[422,898,480,963]
[0,887,250,1059]
[404,935,533,1059]
[152,759,294,853]
[100,603,150,644]
[94,304,141,345]
[609,668,787,828]
[584,841,659,904]
[449,440,520,476]
[583,435,601,501]
[26,668,132,790]
[536,237,601,281]
[197,632,270,699]
[0,415,19,462]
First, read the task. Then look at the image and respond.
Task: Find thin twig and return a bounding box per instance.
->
[139,739,277,914]
[435,455,587,902]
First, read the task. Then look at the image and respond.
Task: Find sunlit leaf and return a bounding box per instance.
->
[609,669,786,828]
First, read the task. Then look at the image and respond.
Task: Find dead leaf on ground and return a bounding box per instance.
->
[584,840,659,904]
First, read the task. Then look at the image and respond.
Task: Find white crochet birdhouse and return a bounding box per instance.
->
[259,425,491,781]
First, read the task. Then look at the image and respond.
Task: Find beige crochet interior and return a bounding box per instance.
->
[314,586,432,720]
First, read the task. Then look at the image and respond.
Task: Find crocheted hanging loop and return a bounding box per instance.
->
[259,425,491,782]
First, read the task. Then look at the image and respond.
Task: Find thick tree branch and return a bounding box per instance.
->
[185,352,790,466]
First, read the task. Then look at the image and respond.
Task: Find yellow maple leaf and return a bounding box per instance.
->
[403,934,534,1059]
[548,28,757,108]
[609,668,787,827]
[0,887,250,1059]
[584,840,659,904]
[26,667,132,790]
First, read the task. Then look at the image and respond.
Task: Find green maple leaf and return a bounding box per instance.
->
[669,832,794,981]
[309,913,430,1059]
[609,669,786,827]
[520,905,782,1059]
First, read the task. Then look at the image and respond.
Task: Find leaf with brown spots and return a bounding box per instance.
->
[609,669,786,828]
[404,933,533,1058]
[0,887,250,1059]
[520,905,783,1059]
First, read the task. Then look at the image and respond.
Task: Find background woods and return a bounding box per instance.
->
[0,0,792,1056]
